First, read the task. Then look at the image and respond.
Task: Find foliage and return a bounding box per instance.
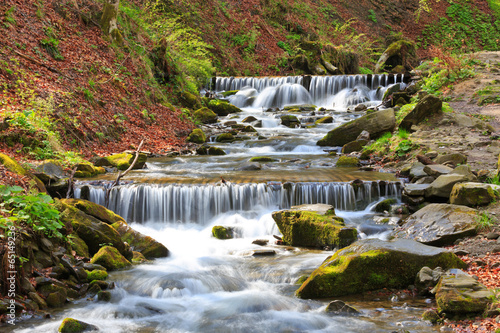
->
[396,103,417,125]
[396,128,409,139]
[367,9,377,23]
[395,139,415,157]
[0,185,65,239]
[3,6,16,28]
[474,212,496,231]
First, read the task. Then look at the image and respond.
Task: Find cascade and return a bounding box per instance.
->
[76,181,401,224]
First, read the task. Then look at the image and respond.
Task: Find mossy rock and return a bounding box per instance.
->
[215,133,235,143]
[69,234,89,258]
[58,318,98,333]
[280,115,300,128]
[240,125,257,133]
[449,182,500,207]
[296,238,466,299]
[196,146,227,155]
[61,199,126,225]
[374,198,397,213]
[212,226,233,239]
[95,152,147,171]
[132,251,148,264]
[375,39,416,73]
[208,100,242,116]
[283,104,317,111]
[0,153,46,192]
[220,90,239,97]
[193,107,218,124]
[90,246,131,271]
[97,290,112,302]
[180,91,202,109]
[315,116,333,124]
[336,156,359,167]
[272,204,357,249]
[249,156,278,163]
[112,221,169,259]
[187,128,206,144]
[74,163,104,178]
[87,269,108,282]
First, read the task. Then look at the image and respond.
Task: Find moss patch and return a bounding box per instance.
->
[208,99,242,116]
[249,156,278,163]
[212,226,233,239]
[187,128,206,144]
[87,269,108,282]
[336,156,359,167]
[90,246,131,271]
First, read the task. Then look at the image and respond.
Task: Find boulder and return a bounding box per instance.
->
[249,156,278,163]
[341,140,367,154]
[94,152,147,171]
[317,109,395,147]
[212,226,233,239]
[375,40,416,73]
[208,99,242,116]
[409,162,427,180]
[242,116,258,123]
[450,182,500,207]
[61,199,126,225]
[425,173,469,198]
[0,153,46,192]
[399,94,442,131]
[434,269,493,315]
[193,107,218,124]
[281,115,300,128]
[325,300,360,315]
[215,133,234,143]
[236,162,261,171]
[315,116,333,124]
[187,128,206,144]
[336,156,359,167]
[404,184,430,196]
[435,153,467,167]
[374,198,397,213]
[112,221,169,259]
[453,165,477,182]
[58,318,99,333]
[180,91,202,109]
[415,266,444,294]
[296,238,465,299]
[423,164,454,178]
[87,269,108,282]
[392,204,478,246]
[272,204,357,249]
[34,161,65,183]
[90,246,131,271]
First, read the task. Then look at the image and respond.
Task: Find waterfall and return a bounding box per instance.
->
[213,74,405,109]
[76,181,401,224]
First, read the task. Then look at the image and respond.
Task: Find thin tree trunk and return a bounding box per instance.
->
[101,0,123,44]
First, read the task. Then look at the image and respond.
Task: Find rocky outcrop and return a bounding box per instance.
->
[392,204,478,246]
[272,204,357,249]
[450,182,500,207]
[399,94,442,131]
[317,109,395,147]
[296,238,465,299]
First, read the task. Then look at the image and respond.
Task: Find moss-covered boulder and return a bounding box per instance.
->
[208,100,242,116]
[61,199,126,225]
[374,39,417,73]
[74,163,105,178]
[336,156,359,167]
[215,133,235,143]
[0,153,46,192]
[434,270,493,315]
[90,246,131,271]
[317,109,396,147]
[87,269,108,282]
[196,146,226,155]
[249,156,278,163]
[212,226,233,239]
[450,182,500,207]
[193,107,218,124]
[399,94,442,131]
[220,90,239,97]
[272,204,357,249]
[393,204,478,246]
[70,234,89,258]
[187,128,206,144]
[94,152,147,171]
[180,91,202,110]
[58,318,98,333]
[374,198,397,213]
[112,221,169,259]
[315,116,333,124]
[296,238,466,299]
[280,115,300,128]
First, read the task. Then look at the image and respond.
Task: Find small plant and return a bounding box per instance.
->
[82,88,94,103]
[368,9,377,23]
[3,6,16,27]
[40,38,64,60]
[397,128,410,139]
[395,139,414,157]
[475,212,496,231]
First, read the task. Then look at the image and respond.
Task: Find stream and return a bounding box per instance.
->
[13,74,440,332]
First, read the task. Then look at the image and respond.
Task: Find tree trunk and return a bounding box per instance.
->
[101,0,123,44]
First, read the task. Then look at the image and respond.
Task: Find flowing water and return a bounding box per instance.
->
[12,75,441,332]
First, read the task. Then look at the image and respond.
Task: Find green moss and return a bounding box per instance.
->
[215,132,234,143]
[62,199,126,225]
[208,99,242,116]
[336,156,359,167]
[105,153,133,170]
[249,156,278,162]
[112,221,169,259]
[315,116,333,124]
[0,153,27,175]
[212,226,233,239]
[58,318,94,333]
[187,128,206,143]
[374,199,397,213]
[193,107,218,124]
[180,91,202,109]
[87,269,108,282]
[90,246,131,271]
[69,233,89,258]
[220,90,239,97]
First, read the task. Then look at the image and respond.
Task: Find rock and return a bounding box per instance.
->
[252,239,269,246]
[87,269,108,282]
[434,269,493,315]
[425,174,469,198]
[242,116,258,123]
[46,291,67,308]
[325,300,360,315]
[34,161,65,183]
[46,178,70,199]
[74,163,105,178]
[341,140,367,154]
[375,40,416,73]
[415,176,435,184]
[393,204,478,246]
[131,251,148,263]
[236,162,261,171]
[94,152,147,171]
[336,156,359,167]
[61,199,126,225]
[193,107,218,124]
[435,153,467,167]
[450,182,500,207]
[111,221,169,259]
[486,232,500,240]
[415,266,444,293]
[187,128,206,144]
[58,318,99,333]
[252,249,276,256]
[249,156,278,163]
[422,309,441,324]
[296,238,465,299]
[404,184,430,196]
[208,99,242,116]
[399,95,442,131]
[283,104,316,111]
[37,283,68,305]
[212,226,233,239]
[28,292,48,310]
[180,91,202,109]
[374,198,397,213]
[424,164,454,177]
[315,116,333,124]
[90,246,131,271]
[317,109,396,147]
[97,290,112,302]
[215,132,234,143]
[356,130,370,141]
[272,204,357,249]
[453,165,477,182]
[280,115,300,128]
[409,162,427,180]
[354,104,367,111]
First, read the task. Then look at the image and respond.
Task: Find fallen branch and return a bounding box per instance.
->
[105,140,145,206]
[12,49,65,76]
[66,167,78,199]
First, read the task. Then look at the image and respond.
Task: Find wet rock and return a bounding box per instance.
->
[280,115,300,128]
[236,162,261,171]
[62,199,126,225]
[450,182,500,207]
[252,249,276,256]
[58,318,99,332]
[212,226,234,239]
[424,174,469,198]
[83,263,106,271]
[187,128,206,144]
[415,266,444,294]
[424,164,454,177]
[399,94,442,131]
[422,308,441,324]
[341,140,367,154]
[94,152,147,170]
[97,290,112,302]
[252,239,269,246]
[374,198,397,213]
[393,204,477,246]
[215,132,235,143]
[336,156,359,167]
[296,238,465,299]
[315,116,333,124]
[90,246,131,271]
[208,99,242,116]
[317,108,395,147]
[325,300,360,315]
[434,269,493,315]
[111,221,169,259]
[249,156,278,163]
[272,204,357,249]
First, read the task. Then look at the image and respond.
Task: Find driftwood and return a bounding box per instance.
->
[66,167,78,199]
[105,140,144,206]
